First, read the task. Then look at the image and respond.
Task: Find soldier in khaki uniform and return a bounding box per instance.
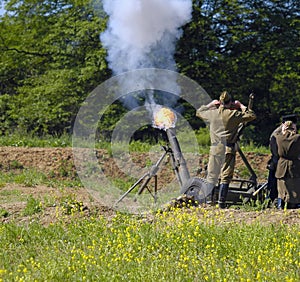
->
[217,91,256,208]
[196,99,226,200]
[197,91,256,208]
[275,121,300,209]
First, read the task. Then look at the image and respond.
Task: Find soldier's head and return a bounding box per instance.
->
[219,91,232,105]
[282,120,297,135]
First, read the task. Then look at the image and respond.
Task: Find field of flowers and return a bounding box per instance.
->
[0,207,300,281]
[0,139,299,281]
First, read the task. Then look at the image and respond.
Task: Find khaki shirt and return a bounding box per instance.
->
[197,105,256,145]
[218,106,256,144]
[196,106,226,145]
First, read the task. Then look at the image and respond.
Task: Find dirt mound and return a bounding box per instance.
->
[0,146,299,225]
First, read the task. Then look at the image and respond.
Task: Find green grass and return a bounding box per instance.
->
[0,133,285,281]
[22,195,42,216]
[0,131,269,154]
[0,189,24,203]
[0,169,82,189]
[0,132,71,147]
[0,209,299,281]
[239,142,270,154]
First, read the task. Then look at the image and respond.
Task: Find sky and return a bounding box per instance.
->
[0,3,5,16]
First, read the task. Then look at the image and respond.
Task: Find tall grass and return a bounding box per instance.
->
[0,131,269,154]
[0,169,82,189]
[0,132,71,147]
[0,209,299,281]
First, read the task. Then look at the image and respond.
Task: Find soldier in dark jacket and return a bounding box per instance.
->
[267,115,297,208]
[266,125,282,205]
[275,121,300,209]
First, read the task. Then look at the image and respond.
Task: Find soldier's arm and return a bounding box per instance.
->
[196,100,219,118]
[233,101,256,123]
[241,109,256,122]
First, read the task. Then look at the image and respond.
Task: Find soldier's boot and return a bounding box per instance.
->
[218,184,229,209]
[277,198,283,210]
[205,182,215,205]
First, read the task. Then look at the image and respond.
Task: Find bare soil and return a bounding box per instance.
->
[0,146,300,225]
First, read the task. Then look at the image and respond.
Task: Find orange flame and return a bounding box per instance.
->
[153,107,177,130]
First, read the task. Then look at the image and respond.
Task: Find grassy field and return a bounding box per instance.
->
[0,134,299,281]
[0,130,270,154]
[0,208,300,281]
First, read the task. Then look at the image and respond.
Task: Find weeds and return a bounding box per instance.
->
[0,189,23,203]
[0,169,81,189]
[22,195,42,216]
[1,133,297,281]
[8,160,24,170]
[0,210,299,281]
[0,132,71,147]
[0,131,270,154]
[0,208,9,217]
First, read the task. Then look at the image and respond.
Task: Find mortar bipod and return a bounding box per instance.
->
[113,145,171,207]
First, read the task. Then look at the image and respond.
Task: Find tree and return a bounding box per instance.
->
[1,0,299,145]
[176,0,300,144]
[0,0,110,134]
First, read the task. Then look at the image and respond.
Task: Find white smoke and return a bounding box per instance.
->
[101,0,192,73]
[100,0,192,109]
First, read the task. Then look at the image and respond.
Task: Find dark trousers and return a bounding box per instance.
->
[267,169,278,201]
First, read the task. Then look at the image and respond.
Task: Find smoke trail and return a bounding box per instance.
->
[100,0,192,109]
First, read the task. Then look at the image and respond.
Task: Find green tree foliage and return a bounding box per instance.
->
[0,0,110,134]
[176,0,299,144]
[0,0,299,145]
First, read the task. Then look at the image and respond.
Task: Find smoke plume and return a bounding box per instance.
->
[100,0,192,109]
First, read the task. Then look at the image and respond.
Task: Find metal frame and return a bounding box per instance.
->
[114,145,174,206]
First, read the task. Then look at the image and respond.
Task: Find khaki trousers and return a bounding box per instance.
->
[206,143,225,186]
[220,145,236,184]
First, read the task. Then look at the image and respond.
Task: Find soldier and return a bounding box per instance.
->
[197,91,256,208]
[196,98,226,201]
[267,115,297,208]
[217,91,256,208]
[267,125,281,204]
[275,120,300,209]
